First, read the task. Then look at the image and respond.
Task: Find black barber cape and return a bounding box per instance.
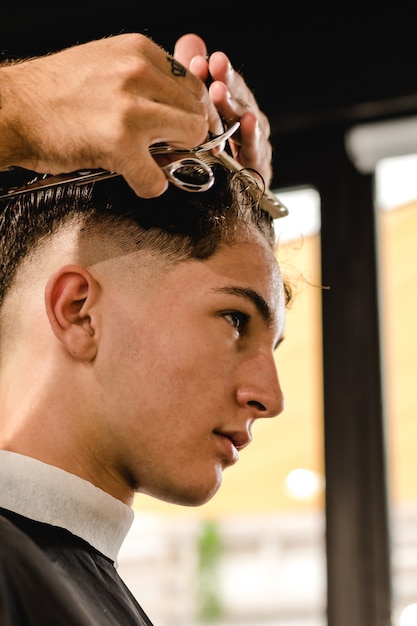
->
[0,451,154,625]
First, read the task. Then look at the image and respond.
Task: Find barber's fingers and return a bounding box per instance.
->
[174,36,273,187]
[208,52,269,131]
[121,152,169,198]
[206,79,272,187]
[100,103,219,198]
[236,112,273,188]
[173,34,207,69]
[174,38,271,148]
[120,35,222,141]
[127,67,215,150]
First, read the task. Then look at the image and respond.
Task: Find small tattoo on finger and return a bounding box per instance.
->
[167,56,186,77]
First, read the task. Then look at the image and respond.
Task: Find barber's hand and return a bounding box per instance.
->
[174,33,273,189]
[0,33,224,198]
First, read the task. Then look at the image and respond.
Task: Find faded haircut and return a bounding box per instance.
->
[0,161,291,309]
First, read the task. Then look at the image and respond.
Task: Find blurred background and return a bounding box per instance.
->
[2,7,417,626]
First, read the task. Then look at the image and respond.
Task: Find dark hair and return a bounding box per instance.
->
[0,161,291,308]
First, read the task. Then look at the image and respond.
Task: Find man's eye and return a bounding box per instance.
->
[224,311,249,335]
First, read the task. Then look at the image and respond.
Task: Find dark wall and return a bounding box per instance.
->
[2,7,417,130]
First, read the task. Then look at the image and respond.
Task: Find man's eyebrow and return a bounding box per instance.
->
[215,286,272,323]
[215,285,284,351]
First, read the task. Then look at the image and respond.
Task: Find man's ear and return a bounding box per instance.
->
[45,265,100,361]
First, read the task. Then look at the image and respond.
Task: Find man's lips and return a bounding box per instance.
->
[213,429,252,454]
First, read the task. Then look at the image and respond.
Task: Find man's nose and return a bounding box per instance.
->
[236,353,285,419]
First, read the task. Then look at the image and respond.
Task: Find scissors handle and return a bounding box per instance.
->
[162,157,214,192]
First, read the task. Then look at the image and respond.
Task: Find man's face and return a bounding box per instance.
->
[90,230,286,507]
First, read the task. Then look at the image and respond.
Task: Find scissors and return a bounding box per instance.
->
[0,121,288,218]
[0,122,240,196]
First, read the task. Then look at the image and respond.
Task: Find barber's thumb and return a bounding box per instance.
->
[124,161,169,199]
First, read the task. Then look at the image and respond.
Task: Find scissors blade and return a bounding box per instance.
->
[149,121,240,156]
[0,169,119,198]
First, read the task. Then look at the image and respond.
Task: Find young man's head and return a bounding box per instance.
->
[0,161,290,507]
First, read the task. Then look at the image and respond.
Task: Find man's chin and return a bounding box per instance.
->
[158,480,223,508]
[174,483,222,507]
[139,469,223,507]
